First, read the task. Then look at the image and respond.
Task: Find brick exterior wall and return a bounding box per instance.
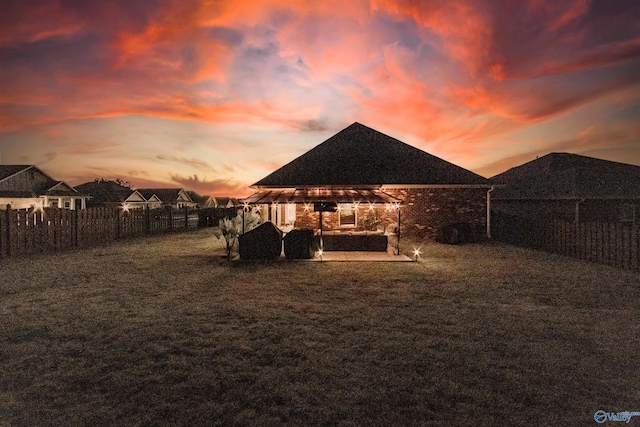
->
[291,187,488,239]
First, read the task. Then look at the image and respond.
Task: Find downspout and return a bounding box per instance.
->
[486,186,495,239]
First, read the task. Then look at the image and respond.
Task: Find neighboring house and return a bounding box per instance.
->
[213,196,239,208]
[489,153,640,225]
[184,192,238,209]
[0,165,88,210]
[138,188,195,209]
[242,122,493,238]
[187,191,215,208]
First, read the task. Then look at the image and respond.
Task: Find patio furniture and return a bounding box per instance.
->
[283,229,315,259]
[320,230,388,251]
[239,221,283,260]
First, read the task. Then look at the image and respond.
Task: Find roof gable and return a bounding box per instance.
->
[44,181,81,197]
[125,191,146,202]
[490,153,640,199]
[253,122,489,188]
[0,165,34,182]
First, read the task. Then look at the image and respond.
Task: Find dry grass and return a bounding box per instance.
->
[1,228,638,426]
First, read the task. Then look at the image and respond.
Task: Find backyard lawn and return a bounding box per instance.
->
[1,228,638,426]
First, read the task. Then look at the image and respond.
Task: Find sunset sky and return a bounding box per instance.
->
[1,0,639,196]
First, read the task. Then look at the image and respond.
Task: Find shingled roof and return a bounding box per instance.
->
[252,122,489,188]
[75,181,133,204]
[0,165,33,181]
[490,153,640,199]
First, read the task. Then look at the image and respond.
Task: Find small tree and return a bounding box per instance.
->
[213,207,262,260]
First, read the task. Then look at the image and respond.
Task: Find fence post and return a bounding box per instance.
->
[167,206,173,232]
[73,208,79,248]
[145,205,151,235]
[115,208,121,240]
[4,204,10,258]
[184,205,189,230]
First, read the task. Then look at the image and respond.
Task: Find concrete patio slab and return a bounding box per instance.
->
[307,251,413,262]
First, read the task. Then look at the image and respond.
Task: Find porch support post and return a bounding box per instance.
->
[319,210,323,249]
[397,207,401,256]
[242,208,245,234]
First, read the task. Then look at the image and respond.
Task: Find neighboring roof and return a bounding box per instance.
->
[241,188,402,205]
[252,122,490,188]
[0,165,82,198]
[0,190,39,198]
[0,165,33,181]
[138,188,192,205]
[490,153,640,200]
[75,181,133,203]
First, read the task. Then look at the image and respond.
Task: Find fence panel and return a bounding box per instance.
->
[0,205,241,260]
[492,212,639,272]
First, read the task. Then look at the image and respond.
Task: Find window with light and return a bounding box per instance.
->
[339,204,356,227]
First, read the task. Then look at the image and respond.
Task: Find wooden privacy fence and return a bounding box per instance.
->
[0,205,237,259]
[492,212,639,272]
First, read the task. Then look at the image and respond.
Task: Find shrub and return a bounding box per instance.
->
[213,207,262,260]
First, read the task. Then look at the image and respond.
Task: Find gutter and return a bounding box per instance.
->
[487,186,495,239]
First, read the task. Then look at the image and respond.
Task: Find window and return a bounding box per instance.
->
[64,201,70,209]
[285,203,296,225]
[339,204,356,227]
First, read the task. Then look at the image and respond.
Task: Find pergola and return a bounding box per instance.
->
[239,187,404,255]
[240,187,402,205]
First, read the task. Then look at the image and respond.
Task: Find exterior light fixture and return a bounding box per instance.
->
[121,203,130,213]
[303,203,311,212]
[412,247,421,262]
[318,248,323,261]
[368,202,375,211]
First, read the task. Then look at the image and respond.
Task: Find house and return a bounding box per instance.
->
[0,165,88,210]
[241,122,493,239]
[490,153,640,225]
[137,188,195,209]
[213,196,239,208]
[185,192,239,209]
[187,191,215,208]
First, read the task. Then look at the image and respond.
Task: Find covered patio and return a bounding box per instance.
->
[239,187,405,256]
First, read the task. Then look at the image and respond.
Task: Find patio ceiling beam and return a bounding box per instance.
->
[239,188,403,205]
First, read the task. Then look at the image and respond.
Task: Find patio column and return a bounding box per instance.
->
[319,210,323,249]
[397,207,401,256]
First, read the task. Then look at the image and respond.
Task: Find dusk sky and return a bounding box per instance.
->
[1,0,639,196]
